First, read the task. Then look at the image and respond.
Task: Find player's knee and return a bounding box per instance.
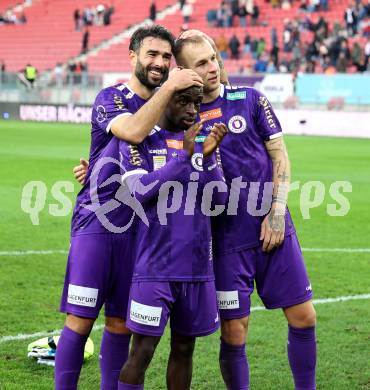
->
[221,317,249,345]
[65,314,94,336]
[285,303,317,328]
[171,337,195,359]
[105,316,131,334]
[129,340,157,369]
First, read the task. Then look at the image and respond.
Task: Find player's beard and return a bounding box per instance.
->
[135,60,169,89]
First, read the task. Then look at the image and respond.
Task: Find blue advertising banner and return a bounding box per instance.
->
[295,74,370,104]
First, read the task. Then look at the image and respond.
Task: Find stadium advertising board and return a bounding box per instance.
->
[296,74,370,104]
[0,103,91,123]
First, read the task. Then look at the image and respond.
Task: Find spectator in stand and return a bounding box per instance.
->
[239,3,248,27]
[54,63,63,88]
[266,59,277,72]
[365,36,370,66]
[344,3,358,36]
[250,37,259,58]
[251,4,259,26]
[149,1,157,22]
[336,52,348,72]
[320,0,328,12]
[271,27,278,48]
[229,34,241,59]
[83,7,94,26]
[307,0,320,12]
[80,60,89,87]
[0,60,5,85]
[179,0,186,9]
[254,52,268,72]
[283,21,292,52]
[256,37,266,58]
[103,6,114,26]
[351,41,362,65]
[243,33,251,53]
[271,43,280,67]
[230,0,240,26]
[217,1,232,27]
[182,1,193,25]
[74,9,81,31]
[215,34,229,59]
[81,27,90,54]
[96,4,105,25]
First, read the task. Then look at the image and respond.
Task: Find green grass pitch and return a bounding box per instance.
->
[0,120,369,389]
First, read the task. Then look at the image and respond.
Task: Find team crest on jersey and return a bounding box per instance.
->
[191,153,203,171]
[96,105,107,123]
[228,115,247,134]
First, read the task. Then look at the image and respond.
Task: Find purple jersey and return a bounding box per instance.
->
[72,83,146,235]
[199,85,295,254]
[119,128,227,282]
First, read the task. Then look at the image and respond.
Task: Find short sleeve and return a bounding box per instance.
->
[253,89,283,141]
[119,140,150,181]
[92,87,134,134]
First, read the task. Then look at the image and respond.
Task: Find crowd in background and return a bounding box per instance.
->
[210,0,370,73]
[0,9,26,25]
[73,4,114,31]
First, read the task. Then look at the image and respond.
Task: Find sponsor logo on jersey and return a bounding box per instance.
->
[195,135,206,143]
[130,300,162,327]
[259,96,277,129]
[228,115,247,134]
[191,153,203,171]
[67,284,98,307]
[217,290,240,310]
[199,108,222,121]
[148,148,167,155]
[166,139,183,149]
[226,91,247,100]
[306,284,312,291]
[128,145,142,166]
[153,155,166,171]
[113,94,125,111]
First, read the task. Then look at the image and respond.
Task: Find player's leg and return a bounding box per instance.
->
[255,233,316,390]
[215,250,256,390]
[118,280,173,388]
[168,281,220,389]
[118,332,161,389]
[220,317,250,390]
[100,233,135,390]
[56,233,112,390]
[284,301,317,390]
[166,330,196,390]
[55,314,95,390]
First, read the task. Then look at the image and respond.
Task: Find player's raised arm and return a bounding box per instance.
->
[111,68,203,144]
[260,136,291,252]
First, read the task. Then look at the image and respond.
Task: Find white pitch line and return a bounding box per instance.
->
[1,248,370,256]
[1,293,369,344]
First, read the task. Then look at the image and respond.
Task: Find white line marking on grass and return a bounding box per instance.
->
[301,248,370,253]
[1,294,369,344]
[1,248,370,257]
[0,250,68,256]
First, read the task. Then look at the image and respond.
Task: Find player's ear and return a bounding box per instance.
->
[129,50,137,67]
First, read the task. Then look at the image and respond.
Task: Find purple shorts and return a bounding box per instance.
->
[126,280,220,337]
[60,232,134,319]
[214,233,313,320]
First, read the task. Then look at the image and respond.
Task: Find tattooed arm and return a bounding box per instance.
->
[260,136,291,252]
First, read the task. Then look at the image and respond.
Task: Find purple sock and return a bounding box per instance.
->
[219,338,249,390]
[55,326,88,390]
[288,325,317,390]
[100,329,131,390]
[117,383,144,390]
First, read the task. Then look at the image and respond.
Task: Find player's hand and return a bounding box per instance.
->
[260,208,285,252]
[73,158,89,185]
[165,67,203,92]
[203,123,228,156]
[183,121,203,156]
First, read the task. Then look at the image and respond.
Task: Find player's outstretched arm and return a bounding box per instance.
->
[260,136,291,252]
[179,29,229,86]
[73,158,89,185]
[111,68,203,144]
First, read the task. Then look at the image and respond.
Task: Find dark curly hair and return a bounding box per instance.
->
[129,25,175,53]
